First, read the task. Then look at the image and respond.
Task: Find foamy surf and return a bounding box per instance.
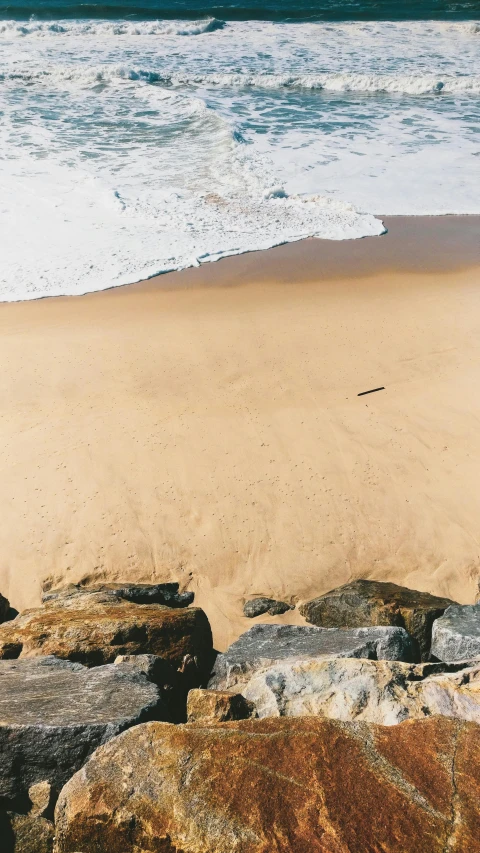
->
[3,67,480,95]
[0,15,225,36]
[1,15,479,300]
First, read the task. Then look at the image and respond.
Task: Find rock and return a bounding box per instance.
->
[4,813,54,853]
[42,581,194,608]
[0,597,213,676]
[187,689,255,724]
[0,591,11,623]
[243,597,294,618]
[0,656,166,806]
[55,715,480,853]
[28,781,53,818]
[242,656,480,724]
[300,579,455,661]
[431,603,480,662]
[209,623,418,690]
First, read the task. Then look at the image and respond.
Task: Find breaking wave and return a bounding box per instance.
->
[0,15,225,36]
[3,65,480,96]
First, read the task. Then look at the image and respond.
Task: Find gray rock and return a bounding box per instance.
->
[243,598,294,618]
[242,656,477,724]
[0,656,167,806]
[42,581,193,608]
[300,580,455,661]
[431,604,480,661]
[209,623,418,690]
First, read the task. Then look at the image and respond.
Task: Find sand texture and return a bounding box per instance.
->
[1,217,480,650]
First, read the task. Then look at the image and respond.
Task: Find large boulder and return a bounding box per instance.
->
[209,623,418,691]
[242,656,480,724]
[431,604,480,662]
[0,597,213,676]
[42,581,193,608]
[300,580,455,660]
[0,656,166,806]
[55,716,480,853]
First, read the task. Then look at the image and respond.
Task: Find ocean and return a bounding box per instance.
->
[1,0,479,300]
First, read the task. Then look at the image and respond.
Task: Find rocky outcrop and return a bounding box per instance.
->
[0,656,166,806]
[431,603,480,661]
[209,623,418,691]
[0,596,213,675]
[55,715,480,853]
[43,581,193,608]
[300,580,455,660]
[243,598,294,618]
[242,656,480,724]
[187,689,255,724]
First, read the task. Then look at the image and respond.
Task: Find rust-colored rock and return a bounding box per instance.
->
[0,596,213,675]
[300,580,456,660]
[55,716,480,853]
[187,689,255,724]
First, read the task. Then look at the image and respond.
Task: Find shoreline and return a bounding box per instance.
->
[3,214,480,306]
[1,215,480,650]
[133,214,480,294]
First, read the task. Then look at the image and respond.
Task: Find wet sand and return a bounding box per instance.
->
[1,216,480,649]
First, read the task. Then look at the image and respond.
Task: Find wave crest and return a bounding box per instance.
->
[3,66,480,96]
[0,16,225,37]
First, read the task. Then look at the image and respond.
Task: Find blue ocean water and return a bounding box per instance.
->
[1,1,479,299]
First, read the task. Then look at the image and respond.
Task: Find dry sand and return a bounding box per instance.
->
[1,216,480,650]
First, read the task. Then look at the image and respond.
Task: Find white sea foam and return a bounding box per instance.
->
[3,66,480,95]
[0,17,479,300]
[0,16,225,37]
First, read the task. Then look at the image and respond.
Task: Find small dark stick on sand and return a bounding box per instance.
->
[357,387,385,397]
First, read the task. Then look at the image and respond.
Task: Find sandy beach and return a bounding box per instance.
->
[1,215,480,650]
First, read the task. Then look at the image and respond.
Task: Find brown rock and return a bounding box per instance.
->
[55,716,480,853]
[28,781,53,818]
[300,579,456,660]
[187,689,255,724]
[0,597,213,675]
[4,813,54,853]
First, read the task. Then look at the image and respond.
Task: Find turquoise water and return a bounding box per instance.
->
[1,0,478,20]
